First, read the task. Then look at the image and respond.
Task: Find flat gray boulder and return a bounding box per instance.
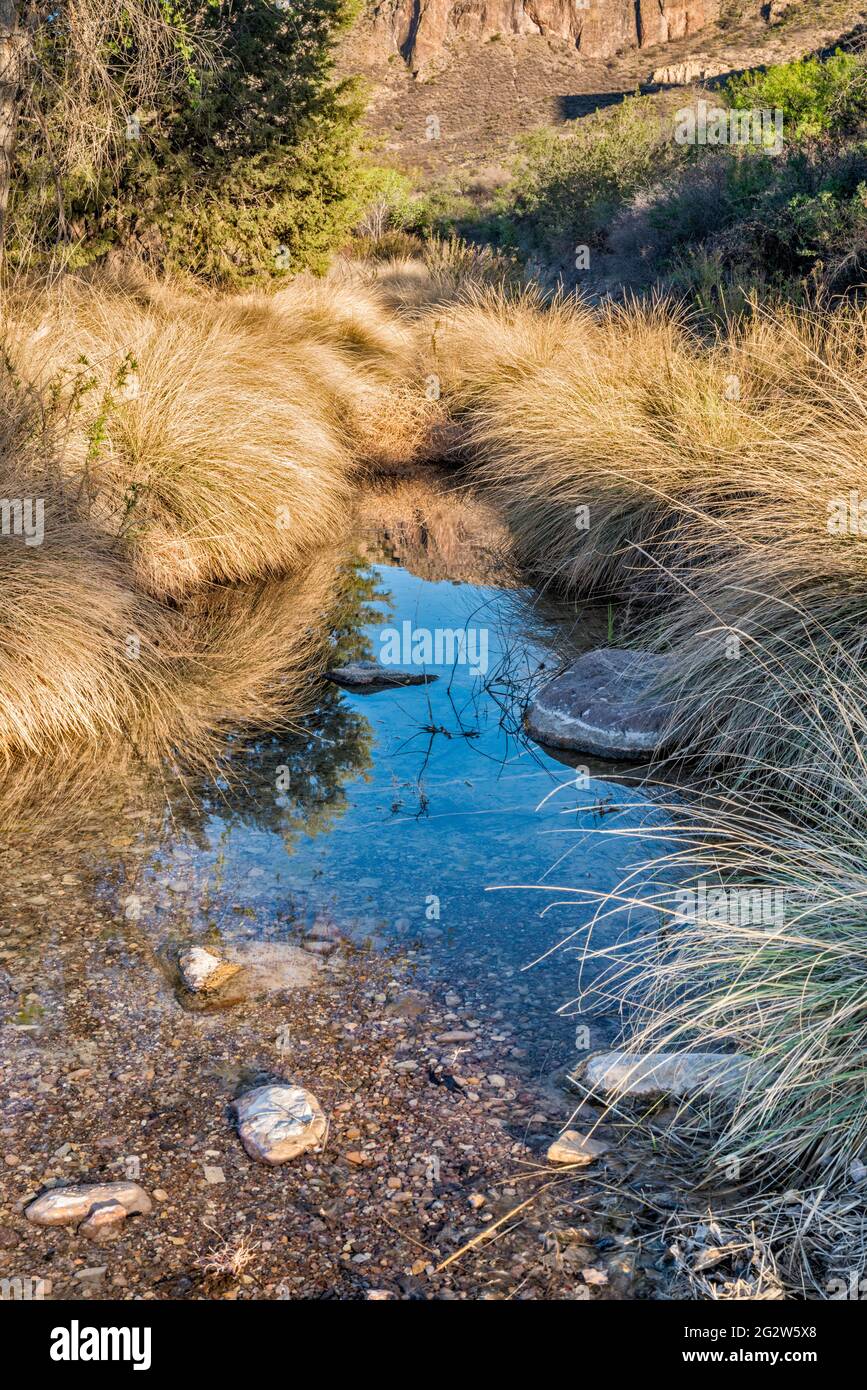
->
[581,1051,746,1099]
[326,660,436,690]
[525,647,671,758]
[232,1083,327,1165]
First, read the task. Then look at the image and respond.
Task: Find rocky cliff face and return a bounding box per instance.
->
[371,0,722,74]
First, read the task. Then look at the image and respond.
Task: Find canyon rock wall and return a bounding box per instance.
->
[370,0,724,73]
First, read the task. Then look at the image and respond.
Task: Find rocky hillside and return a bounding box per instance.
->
[341,0,866,173]
[371,0,724,76]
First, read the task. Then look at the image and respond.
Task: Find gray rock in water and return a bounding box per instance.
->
[525,647,672,758]
[581,1051,746,1099]
[546,1130,609,1166]
[229,941,320,992]
[306,920,342,942]
[232,1083,327,1165]
[302,939,337,956]
[326,660,437,690]
[25,1181,152,1228]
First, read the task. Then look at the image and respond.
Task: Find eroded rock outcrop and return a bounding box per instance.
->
[372,0,723,73]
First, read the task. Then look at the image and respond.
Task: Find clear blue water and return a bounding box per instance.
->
[135,558,668,1057]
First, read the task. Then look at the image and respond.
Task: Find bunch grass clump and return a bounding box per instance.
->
[431,284,867,794]
[0,260,433,769]
[586,751,867,1185]
[6,265,428,601]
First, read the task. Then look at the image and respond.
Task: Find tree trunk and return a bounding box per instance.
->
[0,0,24,281]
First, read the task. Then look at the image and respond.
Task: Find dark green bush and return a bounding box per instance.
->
[12,0,391,284]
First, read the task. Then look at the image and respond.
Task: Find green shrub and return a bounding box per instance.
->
[725,51,867,142]
[664,145,867,302]
[11,0,392,284]
[502,93,681,256]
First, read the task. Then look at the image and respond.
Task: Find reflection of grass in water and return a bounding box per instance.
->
[0,547,379,855]
[0,265,440,771]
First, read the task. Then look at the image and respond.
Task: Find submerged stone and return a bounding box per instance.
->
[525,647,672,758]
[581,1051,746,1099]
[232,1083,327,1165]
[230,941,320,991]
[178,946,242,994]
[546,1130,609,1166]
[326,660,437,690]
[25,1181,152,1228]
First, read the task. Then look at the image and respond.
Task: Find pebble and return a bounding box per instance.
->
[306,921,341,943]
[301,939,337,956]
[178,946,241,993]
[231,1084,327,1165]
[546,1130,610,1166]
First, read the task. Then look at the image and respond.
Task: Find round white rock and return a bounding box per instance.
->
[231,1084,327,1165]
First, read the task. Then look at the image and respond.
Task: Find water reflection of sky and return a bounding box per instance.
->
[141,562,668,1031]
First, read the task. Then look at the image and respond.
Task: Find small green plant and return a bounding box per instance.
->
[15,995,45,1026]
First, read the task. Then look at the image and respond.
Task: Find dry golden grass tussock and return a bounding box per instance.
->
[634,301,867,784]
[0,518,338,769]
[358,238,523,321]
[11,277,352,599]
[270,266,450,470]
[0,352,342,770]
[6,267,434,601]
[0,261,441,769]
[0,493,184,763]
[431,287,762,595]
